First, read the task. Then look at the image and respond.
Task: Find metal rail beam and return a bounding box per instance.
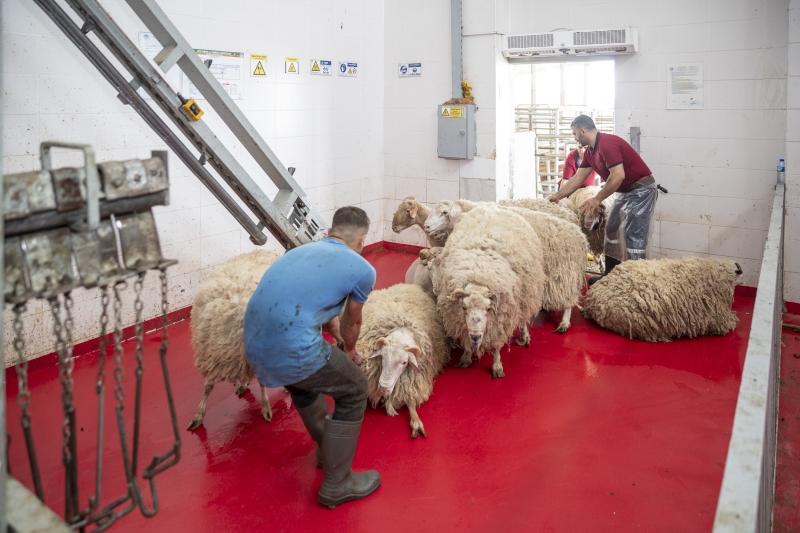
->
[713,181,785,533]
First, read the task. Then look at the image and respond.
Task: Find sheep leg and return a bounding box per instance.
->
[260,385,273,423]
[386,400,397,417]
[491,347,505,379]
[187,378,215,430]
[408,405,426,438]
[554,308,572,334]
[515,325,531,347]
[456,346,473,368]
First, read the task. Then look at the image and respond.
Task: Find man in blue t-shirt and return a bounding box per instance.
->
[244,206,380,508]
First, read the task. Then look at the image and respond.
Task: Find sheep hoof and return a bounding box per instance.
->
[514,338,526,346]
[456,359,472,369]
[187,417,203,431]
[236,385,247,396]
[261,407,273,423]
[554,323,570,334]
[411,426,426,438]
[492,368,506,379]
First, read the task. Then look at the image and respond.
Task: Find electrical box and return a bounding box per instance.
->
[437,104,477,160]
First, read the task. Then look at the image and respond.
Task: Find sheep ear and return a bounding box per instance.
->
[374,337,389,349]
[449,289,468,302]
[405,345,422,357]
[409,205,419,219]
[489,294,498,314]
[406,352,421,371]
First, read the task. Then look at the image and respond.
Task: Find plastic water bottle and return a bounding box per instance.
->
[778,158,785,184]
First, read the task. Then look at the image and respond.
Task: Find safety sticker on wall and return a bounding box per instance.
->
[338,62,358,77]
[398,63,422,77]
[441,107,463,118]
[285,57,299,74]
[310,59,332,76]
[250,54,267,76]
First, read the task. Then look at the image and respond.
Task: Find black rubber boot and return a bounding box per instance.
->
[318,415,381,509]
[295,394,329,468]
[588,256,621,286]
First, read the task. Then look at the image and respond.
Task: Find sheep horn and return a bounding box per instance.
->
[404,345,422,357]
[449,289,468,301]
[374,337,389,349]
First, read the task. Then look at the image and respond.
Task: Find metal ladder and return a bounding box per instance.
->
[32,0,327,250]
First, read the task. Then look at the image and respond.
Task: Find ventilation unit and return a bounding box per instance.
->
[502,27,638,58]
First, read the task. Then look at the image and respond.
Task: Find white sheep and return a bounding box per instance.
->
[563,186,614,257]
[405,258,435,299]
[425,201,588,333]
[499,197,580,226]
[357,283,450,438]
[503,207,588,333]
[582,257,743,342]
[437,205,546,378]
[391,196,447,247]
[188,250,280,430]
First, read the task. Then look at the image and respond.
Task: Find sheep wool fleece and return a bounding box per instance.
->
[582,257,740,342]
[358,284,450,412]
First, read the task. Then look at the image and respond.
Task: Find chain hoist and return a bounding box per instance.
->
[3,143,180,531]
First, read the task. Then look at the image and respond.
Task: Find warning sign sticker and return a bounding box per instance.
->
[310,59,332,76]
[442,107,463,118]
[285,57,299,74]
[338,61,358,77]
[250,54,267,77]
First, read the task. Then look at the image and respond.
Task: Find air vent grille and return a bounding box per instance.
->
[508,34,554,49]
[573,29,627,45]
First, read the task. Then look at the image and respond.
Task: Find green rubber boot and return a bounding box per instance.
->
[295,394,329,468]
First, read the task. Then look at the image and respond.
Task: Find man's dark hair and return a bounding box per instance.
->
[571,115,596,131]
[331,206,370,240]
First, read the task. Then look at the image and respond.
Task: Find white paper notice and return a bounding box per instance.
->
[667,63,703,109]
[136,32,182,100]
[184,49,244,100]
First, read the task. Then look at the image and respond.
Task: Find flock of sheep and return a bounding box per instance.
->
[187,189,744,438]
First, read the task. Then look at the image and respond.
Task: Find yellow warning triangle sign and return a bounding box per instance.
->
[312,61,320,72]
[253,61,266,75]
[442,108,450,117]
[288,63,297,73]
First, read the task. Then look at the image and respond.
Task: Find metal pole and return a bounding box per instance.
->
[1,0,7,527]
[451,0,462,99]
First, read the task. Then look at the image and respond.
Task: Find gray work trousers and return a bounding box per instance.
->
[285,346,368,422]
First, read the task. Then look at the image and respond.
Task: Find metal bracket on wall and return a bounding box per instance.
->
[630,126,641,154]
[32,0,327,250]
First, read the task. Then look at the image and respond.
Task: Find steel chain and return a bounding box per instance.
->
[13,304,31,425]
[97,287,110,390]
[49,297,73,468]
[112,283,126,404]
[133,272,146,374]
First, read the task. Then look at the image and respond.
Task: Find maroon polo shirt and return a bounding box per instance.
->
[560,149,597,188]
[580,132,652,189]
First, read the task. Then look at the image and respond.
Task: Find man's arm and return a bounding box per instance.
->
[579,164,625,216]
[549,166,591,203]
[340,297,365,364]
[322,316,344,347]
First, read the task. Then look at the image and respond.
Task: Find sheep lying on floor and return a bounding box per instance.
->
[582,257,743,342]
[436,205,546,378]
[358,283,450,438]
[188,250,280,430]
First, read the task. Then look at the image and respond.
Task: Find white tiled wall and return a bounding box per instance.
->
[2,0,385,364]
[507,0,791,291]
[786,0,800,301]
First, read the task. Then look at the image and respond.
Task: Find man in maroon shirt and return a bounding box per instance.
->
[559,144,597,190]
[549,115,659,282]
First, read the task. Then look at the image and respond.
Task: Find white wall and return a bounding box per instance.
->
[507,0,790,291]
[2,0,385,364]
[785,0,800,301]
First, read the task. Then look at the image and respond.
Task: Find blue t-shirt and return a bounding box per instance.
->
[243,239,376,388]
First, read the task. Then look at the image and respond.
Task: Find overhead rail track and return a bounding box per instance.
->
[32,0,327,250]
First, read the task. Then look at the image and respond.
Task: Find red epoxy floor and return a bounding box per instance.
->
[5,250,761,532]
[775,315,800,532]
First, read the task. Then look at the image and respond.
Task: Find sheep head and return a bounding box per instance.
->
[370,329,422,397]
[581,201,607,232]
[423,201,463,241]
[449,283,497,353]
[391,196,422,233]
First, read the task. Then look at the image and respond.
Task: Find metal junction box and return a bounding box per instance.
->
[437,104,477,160]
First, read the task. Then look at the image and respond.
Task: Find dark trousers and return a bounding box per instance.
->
[285,346,368,422]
